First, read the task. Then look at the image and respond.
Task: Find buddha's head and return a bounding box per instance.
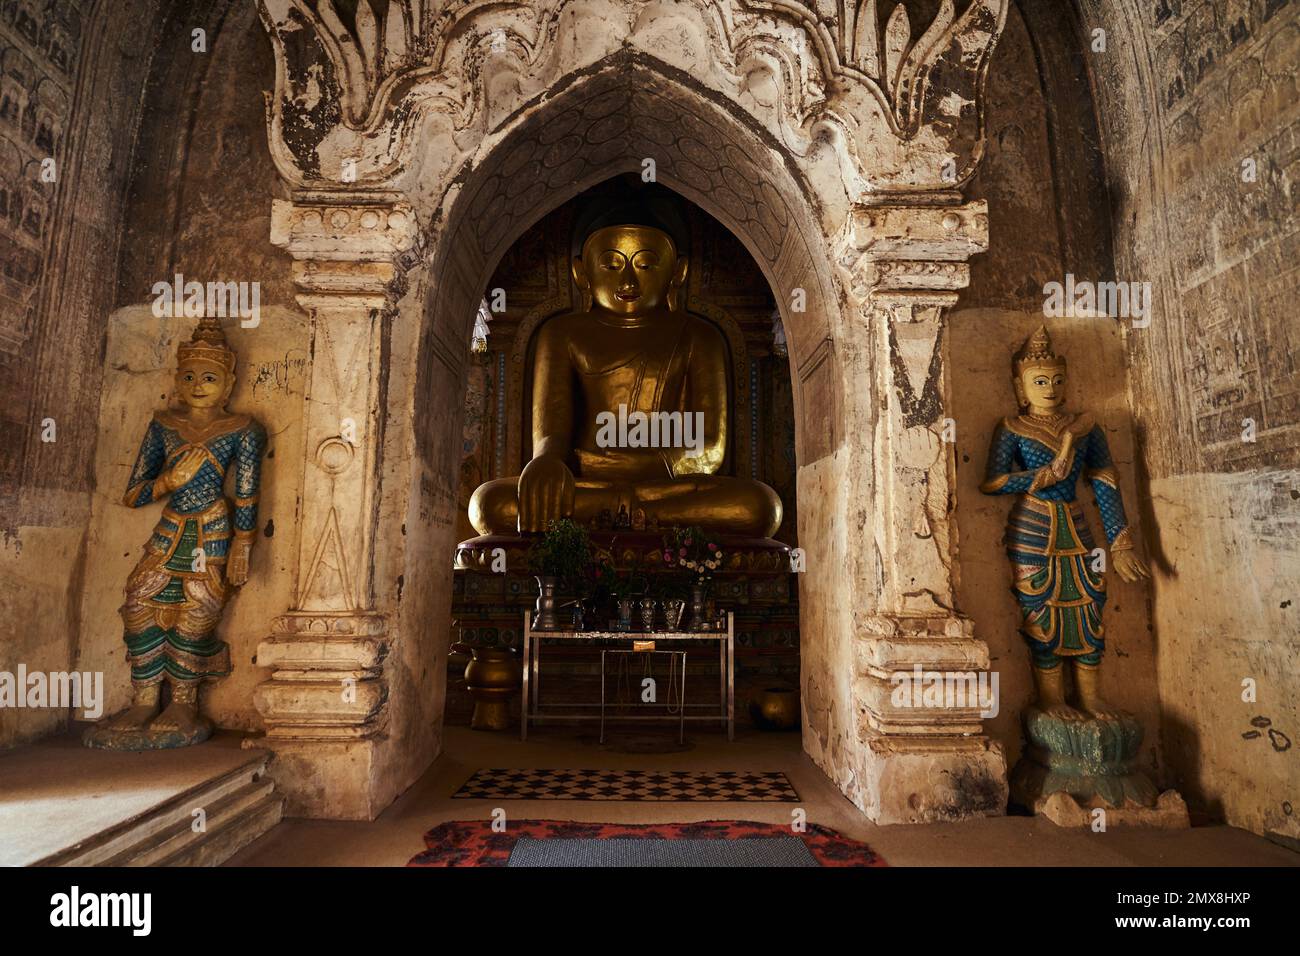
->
[1012,325,1067,413]
[175,317,236,410]
[573,224,688,316]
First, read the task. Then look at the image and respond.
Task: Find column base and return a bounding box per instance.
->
[860,732,1008,823]
[249,611,392,819]
[853,613,1008,822]
[242,735,383,820]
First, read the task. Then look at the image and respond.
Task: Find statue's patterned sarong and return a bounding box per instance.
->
[981,414,1133,669]
[120,411,265,685]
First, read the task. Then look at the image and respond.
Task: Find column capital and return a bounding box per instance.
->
[270,194,422,307]
[837,200,990,300]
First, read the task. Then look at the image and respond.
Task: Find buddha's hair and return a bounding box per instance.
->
[570,181,690,259]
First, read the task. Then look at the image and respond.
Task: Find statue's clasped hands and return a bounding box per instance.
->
[1045,430,1074,483]
[156,447,207,495]
[1029,431,1074,493]
[517,453,575,532]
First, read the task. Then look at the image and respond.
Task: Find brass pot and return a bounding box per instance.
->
[453,642,522,731]
[749,687,800,731]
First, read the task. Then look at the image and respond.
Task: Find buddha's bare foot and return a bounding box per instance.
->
[148,700,209,739]
[106,702,160,731]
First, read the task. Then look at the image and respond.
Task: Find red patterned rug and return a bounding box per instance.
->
[407,819,887,867]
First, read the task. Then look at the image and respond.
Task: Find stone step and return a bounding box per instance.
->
[109,777,284,867]
[40,751,283,867]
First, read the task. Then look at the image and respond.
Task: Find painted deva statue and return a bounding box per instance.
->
[980,326,1148,721]
[85,317,265,750]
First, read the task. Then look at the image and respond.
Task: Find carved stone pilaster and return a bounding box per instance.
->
[247,195,419,818]
[836,200,1008,823]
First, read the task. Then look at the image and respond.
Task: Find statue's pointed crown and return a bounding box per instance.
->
[178,316,236,373]
[1013,324,1065,374]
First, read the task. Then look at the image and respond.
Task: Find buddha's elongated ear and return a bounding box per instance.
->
[667,255,688,312]
[571,256,593,311]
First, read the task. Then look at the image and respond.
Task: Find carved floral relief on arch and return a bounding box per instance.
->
[255,0,1008,196]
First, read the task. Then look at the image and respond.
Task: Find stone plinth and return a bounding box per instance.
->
[1011,707,1189,828]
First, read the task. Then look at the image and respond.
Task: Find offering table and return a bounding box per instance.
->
[521,611,734,742]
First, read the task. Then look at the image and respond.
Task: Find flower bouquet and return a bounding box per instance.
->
[662,525,724,584]
[662,526,723,630]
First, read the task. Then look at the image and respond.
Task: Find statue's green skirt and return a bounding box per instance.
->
[1005,497,1107,667]
[122,515,232,685]
[126,623,230,683]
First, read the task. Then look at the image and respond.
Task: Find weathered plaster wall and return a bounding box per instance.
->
[798,451,860,806]
[0,525,82,744]
[371,272,454,821]
[1079,0,1299,840]
[0,0,158,747]
[80,2,305,732]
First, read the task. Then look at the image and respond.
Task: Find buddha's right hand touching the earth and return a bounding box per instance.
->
[517,452,575,532]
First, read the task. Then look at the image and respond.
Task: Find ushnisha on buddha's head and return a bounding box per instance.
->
[572,224,688,316]
[175,318,236,410]
[1012,325,1067,414]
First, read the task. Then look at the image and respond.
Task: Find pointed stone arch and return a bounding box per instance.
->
[416,54,842,470]
[253,0,1012,823]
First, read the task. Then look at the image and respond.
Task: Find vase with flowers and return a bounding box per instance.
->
[662,525,723,631]
[527,519,592,630]
[593,550,649,630]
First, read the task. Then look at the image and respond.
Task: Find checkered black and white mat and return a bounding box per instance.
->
[452,768,800,801]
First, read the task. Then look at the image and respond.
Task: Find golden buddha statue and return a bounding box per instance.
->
[469,223,782,538]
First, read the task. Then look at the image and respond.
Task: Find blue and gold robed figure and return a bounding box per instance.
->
[85,317,265,750]
[980,326,1148,722]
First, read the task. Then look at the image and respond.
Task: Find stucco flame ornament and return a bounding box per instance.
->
[256,0,1007,196]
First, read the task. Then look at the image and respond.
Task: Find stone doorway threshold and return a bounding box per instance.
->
[227,725,1298,867]
[0,730,281,866]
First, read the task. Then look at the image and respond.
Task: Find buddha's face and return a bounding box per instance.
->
[176,358,233,409]
[1017,362,1067,412]
[575,225,684,316]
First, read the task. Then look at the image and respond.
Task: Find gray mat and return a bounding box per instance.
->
[506,836,820,867]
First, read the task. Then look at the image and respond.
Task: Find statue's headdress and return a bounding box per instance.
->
[1013,325,1065,376]
[178,316,236,374]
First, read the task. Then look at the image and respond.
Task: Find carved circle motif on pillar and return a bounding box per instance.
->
[314,437,356,476]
